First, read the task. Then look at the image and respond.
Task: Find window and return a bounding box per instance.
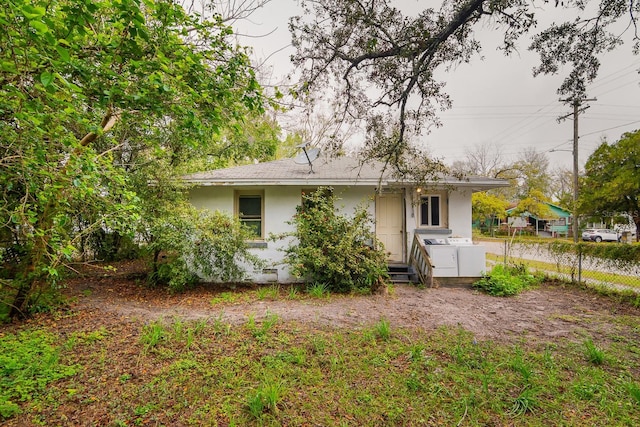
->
[236,191,263,238]
[420,195,441,227]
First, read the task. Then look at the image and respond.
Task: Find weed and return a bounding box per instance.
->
[277,347,306,365]
[287,285,299,300]
[307,282,329,298]
[311,336,326,354]
[119,374,132,384]
[262,312,279,331]
[373,318,391,341]
[212,314,231,335]
[583,338,606,365]
[509,386,538,416]
[408,343,425,363]
[210,291,237,306]
[268,284,281,298]
[247,312,279,340]
[255,285,278,300]
[510,347,534,383]
[247,392,265,418]
[473,263,542,296]
[140,321,166,349]
[246,380,284,418]
[172,318,185,341]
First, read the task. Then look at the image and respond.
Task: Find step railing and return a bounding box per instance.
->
[409,234,434,287]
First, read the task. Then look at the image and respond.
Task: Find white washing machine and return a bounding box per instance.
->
[447,238,486,277]
[424,243,458,277]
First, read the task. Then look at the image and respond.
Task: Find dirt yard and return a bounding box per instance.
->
[61,261,640,344]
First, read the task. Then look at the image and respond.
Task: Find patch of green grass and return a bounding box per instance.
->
[246,312,279,341]
[627,382,640,404]
[247,379,285,419]
[287,285,300,300]
[140,320,167,349]
[4,310,640,425]
[306,282,329,298]
[372,318,391,341]
[255,284,280,300]
[509,385,539,416]
[210,291,239,306]
[583,338,606,365]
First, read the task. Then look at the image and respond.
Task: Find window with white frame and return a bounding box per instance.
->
[235,191,264,238]
[420,195,441,227]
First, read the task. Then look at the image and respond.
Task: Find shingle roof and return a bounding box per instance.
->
[182,156,509,191]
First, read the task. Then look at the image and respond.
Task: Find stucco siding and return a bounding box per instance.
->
[187,185,377,283]
[448,189,473,238]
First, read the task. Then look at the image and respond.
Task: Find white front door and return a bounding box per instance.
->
[376,192,404,262]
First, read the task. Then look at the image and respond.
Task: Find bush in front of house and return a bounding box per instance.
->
[473,263,543,296]
[148,207,263,292]
[278,188,388,294]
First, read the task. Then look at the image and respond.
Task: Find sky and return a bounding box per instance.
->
[231,0,640,171]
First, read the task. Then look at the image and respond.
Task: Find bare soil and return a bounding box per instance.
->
[59,260,640,344]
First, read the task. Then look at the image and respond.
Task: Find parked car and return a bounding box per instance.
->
[581,228,620,242]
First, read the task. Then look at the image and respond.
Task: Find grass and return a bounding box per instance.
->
[306,282,329,298]
[2,314,640,426]
[583,338,606,365]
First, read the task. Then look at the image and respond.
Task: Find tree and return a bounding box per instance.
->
[472,192,509,236]
[513,189,554,220]
[289,0,638,166]
[513,148,552,200]
[450,143,507,178]
[579,130,640,242]
[549,166,574,210]
[0,0,264,318]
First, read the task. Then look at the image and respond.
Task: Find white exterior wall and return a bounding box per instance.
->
[447,189,473,238]
[189,184,475,282]
[189,185,376,283]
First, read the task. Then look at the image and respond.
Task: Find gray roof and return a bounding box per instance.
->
[182,156,509,191]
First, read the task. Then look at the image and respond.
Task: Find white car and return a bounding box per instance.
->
[581,228,620,243]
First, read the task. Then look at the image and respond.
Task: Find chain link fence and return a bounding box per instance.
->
[482,239,640,293]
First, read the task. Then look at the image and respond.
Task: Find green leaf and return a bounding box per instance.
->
[40,71,54,87]
[29,19,49,34]
[21,5,46,19]
[55,46,70,62]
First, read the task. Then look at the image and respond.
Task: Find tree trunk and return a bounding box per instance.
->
[8,278,32,319]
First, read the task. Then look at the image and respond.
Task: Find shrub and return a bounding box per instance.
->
[148,208,263,292]
[275,188,388,294]
[473,263,542,296]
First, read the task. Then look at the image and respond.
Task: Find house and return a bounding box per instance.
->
[183,156,509,283]
[506,202,571,237]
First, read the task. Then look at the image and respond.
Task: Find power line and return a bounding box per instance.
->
[579,119,640,138]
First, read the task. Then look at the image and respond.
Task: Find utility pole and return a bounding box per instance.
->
[559,97,597,242]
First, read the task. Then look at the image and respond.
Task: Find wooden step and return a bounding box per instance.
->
[387,264,418,283]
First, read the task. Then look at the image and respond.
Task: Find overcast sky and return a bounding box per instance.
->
[233,0,640,170]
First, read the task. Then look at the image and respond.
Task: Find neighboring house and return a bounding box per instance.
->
[183,156,509,283]
[506,202,571,237]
